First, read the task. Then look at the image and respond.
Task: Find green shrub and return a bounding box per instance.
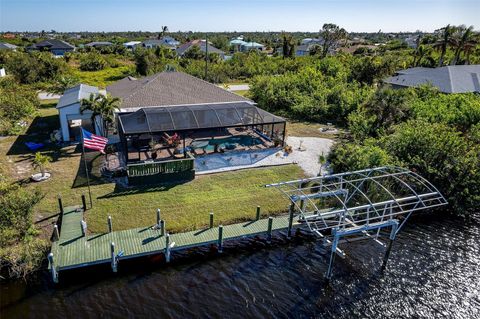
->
[79,52,107,71]
[0,78,39,135]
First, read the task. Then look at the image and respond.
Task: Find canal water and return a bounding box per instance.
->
[1,211,479,318]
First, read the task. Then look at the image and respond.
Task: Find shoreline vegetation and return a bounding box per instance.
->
[1,25,480,280]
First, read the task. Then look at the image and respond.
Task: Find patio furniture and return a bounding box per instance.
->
[25,142,44,151]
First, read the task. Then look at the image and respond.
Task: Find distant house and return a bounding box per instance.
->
[384,65,480,93]
[142,36,179,49]
[295,44,312,56]
[2,33,16,39]
[229,38,264,52]
[123,41,142,50]
[176,40,225,59]
[295,38,325,56]
[27,39,75,56]
[301,38,324,46]
[404,36,418,49]
[85,41,113,48]
[0,42,17,50]
[56,84,104,142]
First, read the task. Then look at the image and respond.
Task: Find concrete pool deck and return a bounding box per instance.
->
[195,136,333,177]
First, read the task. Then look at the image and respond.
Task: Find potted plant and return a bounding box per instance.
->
[31,152,52,182]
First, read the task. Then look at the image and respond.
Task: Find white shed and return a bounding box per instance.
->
[56,84,104,142]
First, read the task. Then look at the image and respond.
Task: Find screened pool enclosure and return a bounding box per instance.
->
[117,102,286,183]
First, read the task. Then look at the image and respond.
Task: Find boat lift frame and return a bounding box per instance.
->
[266,166,447,279]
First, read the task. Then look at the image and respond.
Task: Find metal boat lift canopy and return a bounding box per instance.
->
[267,166,447,236]
[267,166,448,279]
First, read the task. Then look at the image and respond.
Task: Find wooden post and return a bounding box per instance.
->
[300,199,305,211]
[111,242,117,272]
[108,216,112,233]
[156,209,161,226]
[218,225,224,253]
[48,253,58,283]
[160,220,165,236]
[81,194,87,211]
[53,224,60,241]
[57,195,63,214]
[209,212,214,228]
[165,233,171,262]
[287,203,294,238]
[256,206,261,220]
[267,217,273,243]
[81,220,87,237]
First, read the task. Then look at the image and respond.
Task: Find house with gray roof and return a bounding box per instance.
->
[143,37,179,49]
[56,84,103,142]
[85,41,113,48]
[57,72,250,141]
[384,65,480,93]
[27,39,75,56]
[0,42,17,50]
[107,71,250,112]
[176,40,225,60]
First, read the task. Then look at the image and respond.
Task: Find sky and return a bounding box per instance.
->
[0,0,478,33]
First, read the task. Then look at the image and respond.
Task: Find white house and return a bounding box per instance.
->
[56,84,104,142]
[123,41,142,50]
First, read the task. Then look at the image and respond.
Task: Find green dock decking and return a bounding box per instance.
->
[49,206,300,279]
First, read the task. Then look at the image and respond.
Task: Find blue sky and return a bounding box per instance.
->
[0,0,478,32]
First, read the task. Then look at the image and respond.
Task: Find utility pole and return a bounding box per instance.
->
[204,33,208,79]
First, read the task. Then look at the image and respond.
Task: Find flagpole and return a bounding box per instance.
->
[81,132,93,209]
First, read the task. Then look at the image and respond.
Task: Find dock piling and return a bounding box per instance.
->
[53,224,59,241]
[287,203,294,238]
[218,225,224,253]
[108,216,112,233]
[111,242,117,272]
[381,222,398,271]
[160,220,165,236]
[80,220,87,237]
[47,253,58,283]
[256,206,261,220]
[81,194,87,211]
[156,209,161,226]
[267,217,273,243]
[57,195,63,214]
[165,233,171,262]
[209,212,214,228]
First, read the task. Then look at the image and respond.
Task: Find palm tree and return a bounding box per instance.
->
[32,152,51,178]
[413,45,431,67]
[451,26,477,65]
[80,94,121,137]
[463,35,479,65]
[157,26,169,40]
[433,24,456,67]
[51,76,79,94]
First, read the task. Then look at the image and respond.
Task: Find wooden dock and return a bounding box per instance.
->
[49,205,300,282]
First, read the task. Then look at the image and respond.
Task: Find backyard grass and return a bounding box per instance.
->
[71,65,135,88]
[1,106,305,236]
[287,120,344,139]
[232,90,250,97]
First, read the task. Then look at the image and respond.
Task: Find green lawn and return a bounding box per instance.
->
[287,120,344,139]
[1,106,304,235]
[71,65,135,88]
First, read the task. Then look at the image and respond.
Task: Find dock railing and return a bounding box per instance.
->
[127,153,195,184]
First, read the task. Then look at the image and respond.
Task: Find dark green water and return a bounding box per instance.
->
[1,212,479,318]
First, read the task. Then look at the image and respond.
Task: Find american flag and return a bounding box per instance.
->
[82,128,108,153]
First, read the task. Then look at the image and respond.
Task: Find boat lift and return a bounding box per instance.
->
[266,166,448,279]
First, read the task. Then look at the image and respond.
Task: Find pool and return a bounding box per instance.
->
[194,148,279,172]
[191,135,263,152]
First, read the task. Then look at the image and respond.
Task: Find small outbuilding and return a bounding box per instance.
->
[56,84,104,142]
